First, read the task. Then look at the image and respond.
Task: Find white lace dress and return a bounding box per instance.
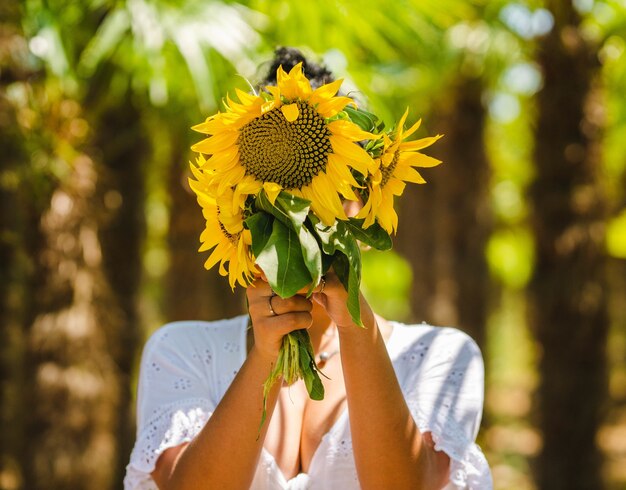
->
[124,316,492,489]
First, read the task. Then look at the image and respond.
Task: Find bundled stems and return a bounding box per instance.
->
[260,329,324,431]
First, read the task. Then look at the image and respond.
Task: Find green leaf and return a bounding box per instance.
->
[245,212,274,257]
[255,219,312,298]
[256,190,311,230]
[257,192,322,293]
[310,218,363,326]
[344,106,384,133]
[332,229,363,327]
[298,225,322,293]
[309,215,338,255]
[293,330,324,400]
[345,218,393,250]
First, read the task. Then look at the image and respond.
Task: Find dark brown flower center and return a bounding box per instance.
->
[380,150,399,187]
[237,101,331,189]
[217,207,239,245]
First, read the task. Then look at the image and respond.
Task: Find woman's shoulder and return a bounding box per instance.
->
[389,321,481,358]
[142,315,249,361]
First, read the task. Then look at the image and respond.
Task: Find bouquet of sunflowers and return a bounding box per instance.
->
[189,63,441,414]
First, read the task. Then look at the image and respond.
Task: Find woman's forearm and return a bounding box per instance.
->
[163,347,280,490]
[338,296,448,490]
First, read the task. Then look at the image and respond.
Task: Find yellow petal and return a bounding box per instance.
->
[357,186,381,228]
[236,175,263,195]
[262,100,277,114]
[265,85,281,100]
[235,88,258,105]
[225,93,248,115]
[277,62,312,100]
[399,152,442,168]
[309,79,343,105]
[395,108,410,140]
[218,165,246,193]
[191,115,228,134]
[381,151,395,167]
[203,241,228,270]
[325,159,359,200]
[281,103,299,122]
[394,165,427,184]
[331,136,376,175]
[400,134,444,151]
[401,117,422,140]
[188,161,205,182]
[327,120,380,141]
[312,173,347,220]
[327,153,360,188]
[191,131,239,154]
[385,177,407,195]
[288,62,304,79]
[301,185,333,225]
[263,182,283,204]
[316,96,356,118]
[206,149,238,172]
[378,191,399,234]
[276,64,289,84]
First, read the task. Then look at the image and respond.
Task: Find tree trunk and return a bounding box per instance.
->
[22,156,122,490]
[396,76,491,348]
[90,89,147,487]
[165,127,245,323]
[0,6,44,486]
[529,2,608,488]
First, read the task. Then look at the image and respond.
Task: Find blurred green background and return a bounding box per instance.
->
[1,0,625,489]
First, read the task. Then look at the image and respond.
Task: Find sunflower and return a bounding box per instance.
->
[189,157,258,289]
[190,63,378,225]
[357,110,443,234]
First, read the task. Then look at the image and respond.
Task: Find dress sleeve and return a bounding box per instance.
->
[123,322,218,490]
[402,327,492,489]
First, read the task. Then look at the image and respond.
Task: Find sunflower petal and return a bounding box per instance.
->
[191,131,239,154]
[316,96,356,118]
[400,134,444,151]
[386,177,407,195]
[263,182,283,204]
[401,117,422,139]
[312,173,347,220]
[399,152,443,168]
[331,135,376,175]
[395,108,410,140]
[262,100,277,114]
[309,79,343,105]
[327,120,380,141]
[281,103,299,122]
[394,165,427,184]
[327,153,360,188]
[235,88,258,106]
[192,115,229,134]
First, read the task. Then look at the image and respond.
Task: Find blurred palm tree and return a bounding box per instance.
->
[10,0,260,486]
[528,1,626,488]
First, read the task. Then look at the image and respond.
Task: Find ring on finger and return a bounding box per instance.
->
[268,294,277,316]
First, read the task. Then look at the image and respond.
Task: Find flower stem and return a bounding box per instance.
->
[259,329,325,433]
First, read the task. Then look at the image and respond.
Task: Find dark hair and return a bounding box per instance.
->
[261,47,334,89]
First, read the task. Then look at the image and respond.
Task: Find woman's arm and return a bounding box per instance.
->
[152,279,313,490]
[316,273,450,490]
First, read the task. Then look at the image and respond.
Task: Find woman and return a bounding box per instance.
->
[124,49,492,490]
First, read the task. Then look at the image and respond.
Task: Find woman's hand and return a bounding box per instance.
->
[311,272,376,332]
[246,278,314,360]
